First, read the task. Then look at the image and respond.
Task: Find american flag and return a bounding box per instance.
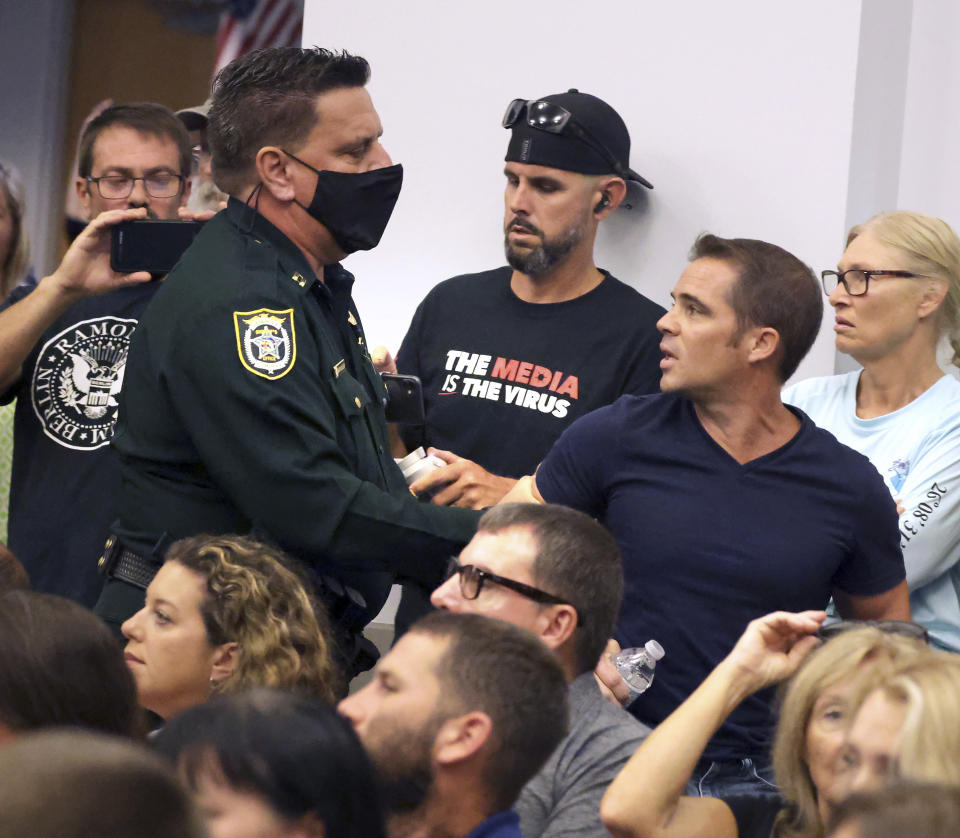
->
[214,0,304,75]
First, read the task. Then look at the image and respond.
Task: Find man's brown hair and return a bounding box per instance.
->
[208,46,370,194]
[411,611,569,811]
[77,103,192,179]
[690,233,822,382]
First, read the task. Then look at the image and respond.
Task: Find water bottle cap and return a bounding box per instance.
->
[644,640,665,660]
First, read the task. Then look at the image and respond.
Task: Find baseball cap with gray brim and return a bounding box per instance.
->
[504,89,653,189]
[176,98,211,132]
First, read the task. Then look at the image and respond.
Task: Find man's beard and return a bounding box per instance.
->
[504,217,583,276]
[365,715,441,815]
[187,177,228,213]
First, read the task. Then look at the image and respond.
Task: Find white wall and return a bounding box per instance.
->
[305,1,868,382]
[837,0,960,373]
[898,0,960,230]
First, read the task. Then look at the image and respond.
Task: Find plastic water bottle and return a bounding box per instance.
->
[614,640,665,697]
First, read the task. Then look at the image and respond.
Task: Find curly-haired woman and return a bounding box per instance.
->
[121,534,341,720]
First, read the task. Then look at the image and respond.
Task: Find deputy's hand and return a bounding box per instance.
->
[721,610,825,695]
[409,448,517,509]
[370,345,398,375]
[48,207,152,301]
[596,637,632,707]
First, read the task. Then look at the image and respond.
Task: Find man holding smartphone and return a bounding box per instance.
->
[0,103,191,607]
[98,48,479,676]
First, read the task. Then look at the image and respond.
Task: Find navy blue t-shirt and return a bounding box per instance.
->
[537,393,905,760]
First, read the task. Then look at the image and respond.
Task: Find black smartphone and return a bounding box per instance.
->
[381,372,424,424]
[109,219,204,275]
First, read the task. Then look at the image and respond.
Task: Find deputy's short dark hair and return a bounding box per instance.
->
[209,46,370,194]
[77,103,192,179]
[411,611,569,811]
[477,503,623,674]
[690,233,822,382]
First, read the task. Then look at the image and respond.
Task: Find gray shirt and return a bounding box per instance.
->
[514,672,651,837]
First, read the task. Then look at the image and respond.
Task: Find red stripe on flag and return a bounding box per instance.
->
[214,0,304,76]
[259,5,297,54]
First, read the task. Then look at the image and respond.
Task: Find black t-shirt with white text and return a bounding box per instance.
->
[396,267,664,477]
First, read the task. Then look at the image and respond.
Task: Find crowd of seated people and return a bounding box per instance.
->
[601,612,960,838]
[2,553,958,837]
[1,41,959,838]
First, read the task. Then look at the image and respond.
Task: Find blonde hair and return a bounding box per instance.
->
[771,627,929,838]
[0,161,29,297]
[847,211,960,366]
[165,534,342,703]
[857,652,960,787]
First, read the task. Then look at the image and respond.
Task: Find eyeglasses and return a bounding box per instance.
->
[85,173,185,199]
[445,557,581,622]
[502,98,630,181]
[816,619,929,644]
[820,268,930,297]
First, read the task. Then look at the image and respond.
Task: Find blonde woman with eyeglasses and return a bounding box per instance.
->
[784,211,960,652]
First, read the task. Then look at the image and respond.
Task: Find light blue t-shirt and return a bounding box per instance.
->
[784,372,960,651]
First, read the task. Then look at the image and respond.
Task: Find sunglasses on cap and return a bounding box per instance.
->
[502,98,631,182]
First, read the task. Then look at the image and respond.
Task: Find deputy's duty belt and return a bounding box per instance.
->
[98,536,160,590]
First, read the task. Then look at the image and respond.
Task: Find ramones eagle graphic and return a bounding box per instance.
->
[31,316,138,451]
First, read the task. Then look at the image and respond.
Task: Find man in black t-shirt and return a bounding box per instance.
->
[378,90,664,510]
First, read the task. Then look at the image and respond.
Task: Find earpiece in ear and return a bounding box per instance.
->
[594,195,610,213]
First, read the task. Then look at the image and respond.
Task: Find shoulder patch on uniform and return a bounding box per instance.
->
[233,308,296,380]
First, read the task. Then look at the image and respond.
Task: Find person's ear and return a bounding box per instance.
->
[76,177,93,220]
[746,326,780,365]
[917,278,948,321]
[593,177,627,218]
[536,603,578,652]
[255,147,297,202]
[209,641,240,683]
[433,711,492,766]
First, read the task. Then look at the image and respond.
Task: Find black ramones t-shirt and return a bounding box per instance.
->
[0,280,160,606]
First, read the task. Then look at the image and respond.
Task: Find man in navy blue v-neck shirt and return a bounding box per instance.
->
[505,233,909,800]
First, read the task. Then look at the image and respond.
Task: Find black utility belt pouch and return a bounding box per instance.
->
[98,535,162,590]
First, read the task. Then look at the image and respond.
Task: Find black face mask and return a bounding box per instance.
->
[283,150,403,254]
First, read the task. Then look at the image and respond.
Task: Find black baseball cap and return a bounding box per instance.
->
[504,89,653,189]
[176,99,211,132]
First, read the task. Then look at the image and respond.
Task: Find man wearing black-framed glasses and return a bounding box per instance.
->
[431,503,650,838]
[379,89,664,632]
[0,103,191,609]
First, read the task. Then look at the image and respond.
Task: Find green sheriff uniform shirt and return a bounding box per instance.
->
[107,198,478,621]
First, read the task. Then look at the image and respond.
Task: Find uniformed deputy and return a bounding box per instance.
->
[94,47,480,675]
